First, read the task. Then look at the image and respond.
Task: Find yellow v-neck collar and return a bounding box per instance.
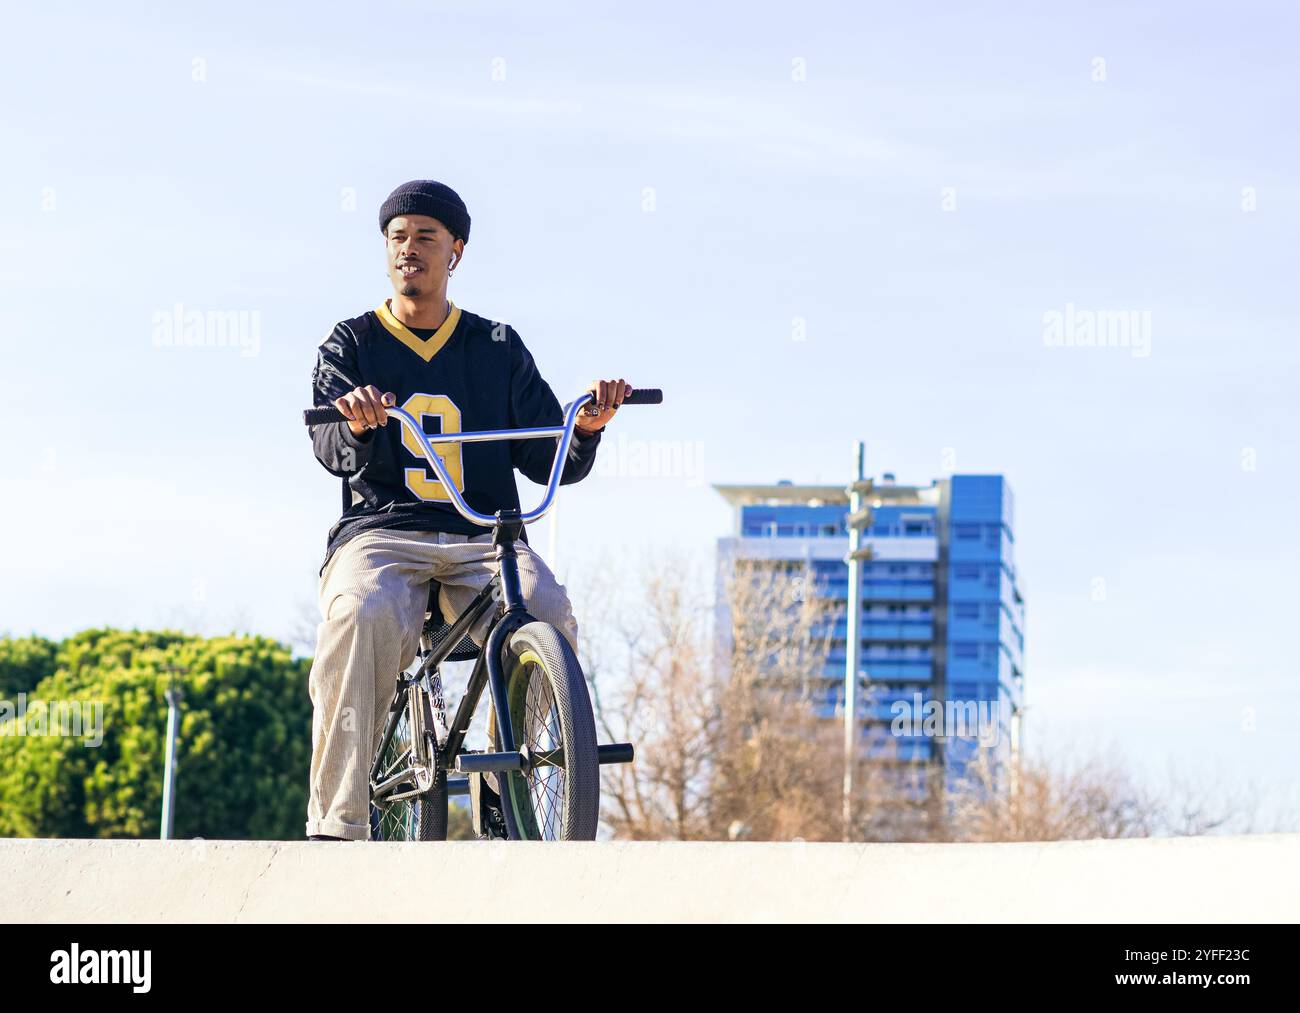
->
[375,300,463,362]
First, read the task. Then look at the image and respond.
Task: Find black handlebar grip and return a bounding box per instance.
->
[622,388,663,405]
[303,406,347,426]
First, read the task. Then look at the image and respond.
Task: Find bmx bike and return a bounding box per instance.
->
[302,386,661,840]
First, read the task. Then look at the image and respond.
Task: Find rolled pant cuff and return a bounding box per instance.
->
[306,817,370,841]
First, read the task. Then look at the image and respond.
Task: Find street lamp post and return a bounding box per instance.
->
[160,665,186,841]
[843,443,873,841]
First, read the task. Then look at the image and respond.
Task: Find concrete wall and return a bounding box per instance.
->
[2,834,1296,923]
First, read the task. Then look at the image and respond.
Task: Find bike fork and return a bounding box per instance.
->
[487,508,530,755]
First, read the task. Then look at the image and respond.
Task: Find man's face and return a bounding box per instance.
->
[384,214,464,298]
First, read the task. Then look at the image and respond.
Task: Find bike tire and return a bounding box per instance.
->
[413,769,449,841]
[494,621,599,841]
[370,695,449,842]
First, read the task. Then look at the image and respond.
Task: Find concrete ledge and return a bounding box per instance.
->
[2,834,1296,923]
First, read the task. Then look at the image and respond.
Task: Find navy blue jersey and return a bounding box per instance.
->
[310,301,601,570]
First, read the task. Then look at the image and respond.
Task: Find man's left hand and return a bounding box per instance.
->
[575,378,631,436]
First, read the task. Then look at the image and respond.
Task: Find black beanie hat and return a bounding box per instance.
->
[379,180,471,244]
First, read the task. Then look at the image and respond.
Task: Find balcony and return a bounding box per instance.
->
[862,622,933,641]
[862,582,934,602]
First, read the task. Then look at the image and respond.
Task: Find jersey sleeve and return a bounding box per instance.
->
[309,320,375,479]
[507,326,602,486]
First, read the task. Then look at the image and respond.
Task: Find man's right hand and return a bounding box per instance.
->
[334,385,396,437]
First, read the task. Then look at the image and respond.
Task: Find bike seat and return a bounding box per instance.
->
[423,580,482,663]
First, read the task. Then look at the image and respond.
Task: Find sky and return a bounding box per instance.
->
[3,1,1297,824]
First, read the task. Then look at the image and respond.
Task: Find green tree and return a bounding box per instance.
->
[0,628,313,839]
[0,635,59,699]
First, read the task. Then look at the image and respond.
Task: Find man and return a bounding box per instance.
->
[306,179,629,841]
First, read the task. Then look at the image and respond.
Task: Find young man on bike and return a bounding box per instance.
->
[305,179,629,841]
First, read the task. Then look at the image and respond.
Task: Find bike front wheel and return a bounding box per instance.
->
[492,621,599,840]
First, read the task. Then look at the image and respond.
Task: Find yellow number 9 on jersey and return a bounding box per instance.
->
[400,393,466,502]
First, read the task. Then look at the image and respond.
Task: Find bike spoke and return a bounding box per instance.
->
[376,745,413,784]
[519,662,566,839]
[531,747,565,768]
[373,703,420,840]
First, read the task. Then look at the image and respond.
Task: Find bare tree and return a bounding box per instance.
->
[706,557,844,840]
[577,550,719,839]
[945,747,1156,841]
[942,741,1272,842]
[577,551,864,840]
[572,556,1277,843]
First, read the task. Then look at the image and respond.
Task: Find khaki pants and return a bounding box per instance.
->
[305,528,578,840]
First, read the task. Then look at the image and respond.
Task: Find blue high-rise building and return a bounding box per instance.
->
[714,473,1025,794]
